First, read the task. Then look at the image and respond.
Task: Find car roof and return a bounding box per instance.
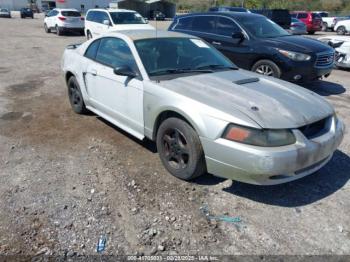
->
[104,29,197,41]
[54,8,79,12]
[176,11,263,19]
[88,8,136,13]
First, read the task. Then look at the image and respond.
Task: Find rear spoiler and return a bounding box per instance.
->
[66,43,82,50]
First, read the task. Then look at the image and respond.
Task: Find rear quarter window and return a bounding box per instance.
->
[174,17,193,30]
[85,40,100,60]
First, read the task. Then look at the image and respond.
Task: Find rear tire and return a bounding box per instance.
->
[322,22,327,32]
[67,76,89,114]
[56,25,63,36]
[308,31,315,35]
[156,118,206,181]
[337,26,346,35]
[251,60,281,78]
[44,23,50,33]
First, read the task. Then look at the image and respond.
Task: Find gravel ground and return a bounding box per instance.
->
[0,14,349,258]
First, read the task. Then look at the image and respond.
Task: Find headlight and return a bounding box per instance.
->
[278,49,311,61]
[223,124,296,147]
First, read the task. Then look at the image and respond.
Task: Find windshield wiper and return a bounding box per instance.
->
[195,64,238,70]
[149,68,214,76]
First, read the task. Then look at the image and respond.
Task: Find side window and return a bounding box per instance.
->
[95,38,137,71]
[86,11,95,21]
[100,12,111,24]
[291,14,297,18]
[85,40,100,60]
[216,17,241,36]
[191,16,216,33]
[174,17,193,30]
[298,13,308,19]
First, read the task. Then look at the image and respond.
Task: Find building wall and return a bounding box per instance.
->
[0,0,30,10]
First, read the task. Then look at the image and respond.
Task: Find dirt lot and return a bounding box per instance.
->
[0,14,349,258]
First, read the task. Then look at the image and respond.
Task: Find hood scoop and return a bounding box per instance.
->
[233,77,260,85]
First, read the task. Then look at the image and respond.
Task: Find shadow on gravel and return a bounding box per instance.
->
[303,80,346,96]
[223,150,350,207]
[97,117,157,153]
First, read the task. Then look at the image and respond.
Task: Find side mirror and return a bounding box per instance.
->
[113,66,137,78]
[232,32,245,42]
[103,19,110,26]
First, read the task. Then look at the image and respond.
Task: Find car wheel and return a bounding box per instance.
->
[252,60,281,78]
[337,26,346,35]
[86,30,92,40]
[156,117,206,181]
[44,23,50,33]
[322,22,327,32]
[56,25,63,36]
[308,31,315,35]
[67,76,88,114]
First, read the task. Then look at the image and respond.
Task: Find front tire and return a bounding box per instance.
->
[252,60,281,78]
[337,26,346,35]
[44,23,50,33]
[156,118,206,180]
[67,76,88,114]
[86,30,92,40]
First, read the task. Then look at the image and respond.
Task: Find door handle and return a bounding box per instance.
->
[212,41,222,46]
[90,69,97,76]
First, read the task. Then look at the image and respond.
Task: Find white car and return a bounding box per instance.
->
[334,19,350,35]
[84,9,154,39]
[44,8,85,36]
[319,36,350,69]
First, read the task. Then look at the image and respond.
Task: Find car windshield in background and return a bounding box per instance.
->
[236,16,290,38]
[1,9,9,12]
[110,12,146,24]
[61,11,81,17]
[134,38,237,77]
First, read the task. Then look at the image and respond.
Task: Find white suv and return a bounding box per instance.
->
[335,19,350,35]
[44,8,85,36]
[85,9,154,39]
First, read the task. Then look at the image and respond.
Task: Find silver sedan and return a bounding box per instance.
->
[61,30,344,185]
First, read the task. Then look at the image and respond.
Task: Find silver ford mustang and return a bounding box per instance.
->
[61,30,345,185]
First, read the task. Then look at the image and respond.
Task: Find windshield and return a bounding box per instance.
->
[236,16,290,38]
[134,38,237,77]
[1,9,8,12]
[61,11,81,17]
[110,12,146,25]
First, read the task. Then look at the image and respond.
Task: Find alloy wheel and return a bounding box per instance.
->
[255,65,274,76]
[162,128,190,170]
[68,81,82,108]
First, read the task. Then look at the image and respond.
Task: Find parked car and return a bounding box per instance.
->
[250,9,291,29]
[290,11,322,34]
[150,10,165,21]
[0,8,11,18]
[209,6,249,12]
[322,16,349,31]
[290,17,307,35]
[61,30,344,185]
[319,36,350,69]
[314,11,329,18]
[169,12,335,82]
[20,8,34,19]
[85,9,154,39]
[44,8,84,35]
[334,19,350,35]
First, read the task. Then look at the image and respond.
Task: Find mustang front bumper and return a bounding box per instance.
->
[200,117,345,185]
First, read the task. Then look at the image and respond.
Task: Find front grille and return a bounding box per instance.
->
[298,117,331,139]
[315,52,335,68]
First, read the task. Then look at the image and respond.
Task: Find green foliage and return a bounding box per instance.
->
[171,0,350,13]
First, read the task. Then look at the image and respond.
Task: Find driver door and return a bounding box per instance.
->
[85,37,144,138]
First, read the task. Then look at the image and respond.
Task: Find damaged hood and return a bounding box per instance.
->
[159,70,334,129]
